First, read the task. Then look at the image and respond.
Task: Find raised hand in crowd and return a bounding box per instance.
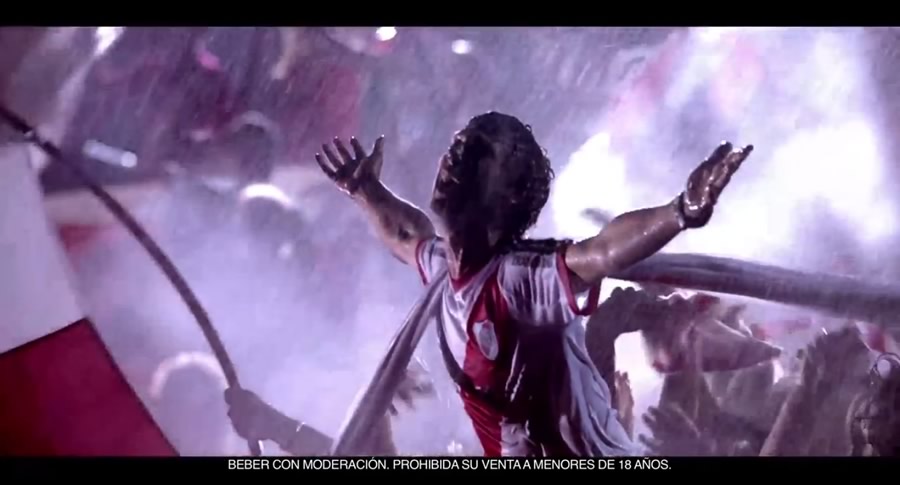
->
[614,371,635,439]
[640,404,716,456]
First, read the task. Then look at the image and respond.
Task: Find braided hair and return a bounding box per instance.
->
[460,112,560,254]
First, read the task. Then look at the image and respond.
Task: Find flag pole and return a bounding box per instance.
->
[0,104,263,457]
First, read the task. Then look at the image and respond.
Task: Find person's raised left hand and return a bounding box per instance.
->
[681,142,753,228]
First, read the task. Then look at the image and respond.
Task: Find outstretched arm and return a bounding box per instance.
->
[566,200,685,284]
[566,142,752,286]
[316,136,435,267]
[355,180,435,267]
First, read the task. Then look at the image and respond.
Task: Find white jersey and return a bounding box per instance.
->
[415,237,634,456]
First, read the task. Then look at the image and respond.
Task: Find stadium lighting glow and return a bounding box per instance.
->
[375,27,397,42]
[451,39,473,55]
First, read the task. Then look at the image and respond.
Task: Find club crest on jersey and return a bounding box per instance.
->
[472,320,499,361]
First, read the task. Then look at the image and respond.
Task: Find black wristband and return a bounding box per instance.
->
[676,192,707,229]
[672,194,687,230]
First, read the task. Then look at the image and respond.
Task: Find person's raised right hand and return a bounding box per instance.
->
[315,136,385,198]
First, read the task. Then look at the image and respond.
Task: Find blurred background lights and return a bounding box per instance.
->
[375,27,397,42]
[451,39,473,55]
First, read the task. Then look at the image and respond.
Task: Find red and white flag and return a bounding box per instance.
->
[0,143,175,456]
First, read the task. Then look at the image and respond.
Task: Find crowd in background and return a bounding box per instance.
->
[583,288,900,457]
